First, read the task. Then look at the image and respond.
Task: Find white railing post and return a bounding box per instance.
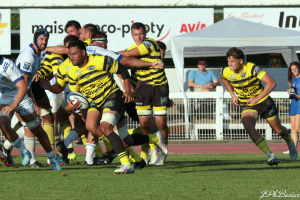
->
[215,86,224,140]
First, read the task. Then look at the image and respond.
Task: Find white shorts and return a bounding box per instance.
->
[49,98,58,113]
[0,96,35,118]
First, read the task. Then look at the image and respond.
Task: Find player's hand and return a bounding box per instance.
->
[123,90,134,103]
[1,105,16,116]
[33,104,41,116]
[152,61,164,69]
[32,74,39,82]
[39,79,51,90]
[65,100,81,112]
[232,95,239,106]
[247,97,259,106]
[131,84,135,94]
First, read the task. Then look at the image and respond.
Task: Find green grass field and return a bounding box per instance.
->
[0,154,299,200]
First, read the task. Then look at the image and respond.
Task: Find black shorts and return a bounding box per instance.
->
[240,96,278,120]
[126,102,139,122]
[31,80,46,101]
[135,82,169,110]
[99,90,127,116]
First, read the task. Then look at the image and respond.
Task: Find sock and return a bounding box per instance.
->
[95,142,104,158]
[281,133,292,144]
[4,140,12,150]
[148,134,159,145]
[16,127,25,140]
[131,133,149,145]
[127,146,142,162]
[149,143,157,150]
[13,122,22,132]
[255,136,271,155]
[141,144,150,159]
[100,135,112,152]
[81,135,87,147]
[44,123,54,151]
[64,130,78,148]
[61,120,72,140]
[86,143,96,164]
[24,136,37,164]
[267,152,275,159]
[106,131,131,166]
[164,139,169,146]
[46,151,55,160]
[12,138,26,152]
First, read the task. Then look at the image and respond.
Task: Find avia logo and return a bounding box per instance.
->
[0,13,9,36]
[180,22,206,33]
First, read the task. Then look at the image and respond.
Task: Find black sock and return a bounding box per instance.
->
[106,131,126,154]
[131,133,149,146]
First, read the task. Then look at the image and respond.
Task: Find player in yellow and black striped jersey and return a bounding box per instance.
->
[221,47,297,166]
[118,22,170,164]
[65,40,168,173]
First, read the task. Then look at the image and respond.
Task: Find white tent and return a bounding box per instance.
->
[166,17,300,134]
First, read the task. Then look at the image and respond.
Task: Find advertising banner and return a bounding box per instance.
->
[20,9,213,51]
[0,9,11,55]
[224,8,300,32]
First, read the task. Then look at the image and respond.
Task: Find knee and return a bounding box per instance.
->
[42,112,54,123]
[86,123,97,135]
[140,120,151,129]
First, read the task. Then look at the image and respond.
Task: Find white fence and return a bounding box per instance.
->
[0,87,291,141]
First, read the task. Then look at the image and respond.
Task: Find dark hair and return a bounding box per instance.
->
[131,22,146,33]
[91,31,107,39]
[288,62,300,85]
[156,41,166,51]
[226,47,244,60]
[63,35,79,45]
[83,24,99,35]
[197,57,207,65]
[68,40,86,51]
[64,20,81,33]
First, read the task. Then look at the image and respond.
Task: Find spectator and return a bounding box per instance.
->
[188,57,221,92]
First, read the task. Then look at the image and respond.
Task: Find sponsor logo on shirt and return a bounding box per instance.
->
[241,72,247,78]
[230,74,236,79]
[76,70,81,75]
[104,100,114,108]
[66,66,71,71]
[23,62,31,70]
[254,66,262,75]
[143,41,152,49]
[87,65,95,70]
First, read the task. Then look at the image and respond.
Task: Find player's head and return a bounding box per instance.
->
[91,31,108,49]
[68,40,87,66]
[157,41,166,59]
[33,29,49,51]
[197,57,207,72]
[131,22,146,45]
[226,47,244,72]
[80,24,99,41]
[288,62,300,84]
[64,35,79,55]
[65,20,81,37]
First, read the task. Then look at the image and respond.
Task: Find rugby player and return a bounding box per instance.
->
[65,40,168,173]
[1,29,62,170]
[118,22,170,165]
[221,47,298,166]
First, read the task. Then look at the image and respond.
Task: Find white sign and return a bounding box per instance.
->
[20,9,213,51]
[0,9,11,55]
[224,8,300,31]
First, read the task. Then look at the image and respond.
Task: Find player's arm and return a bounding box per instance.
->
[118,48,141,57]
[65,77,82,112]
[45,46,67,55]
[40,80,65,94]
[120,56,163,69]
[221,76,239,106]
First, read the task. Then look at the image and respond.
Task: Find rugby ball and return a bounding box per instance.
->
[66,92,90,109]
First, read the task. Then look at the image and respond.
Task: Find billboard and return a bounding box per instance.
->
[0,9,11,55]
[224,8,300,31]
[20,9,213,51]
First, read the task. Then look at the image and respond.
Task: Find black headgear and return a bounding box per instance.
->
[33,29,49,50]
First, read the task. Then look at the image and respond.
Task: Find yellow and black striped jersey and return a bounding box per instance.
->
[83,39,91,46]
[68,55,120,108]
[221,62,268,106]
[127,38,168,87]
[56,58,73,87]
[37,52,64,80]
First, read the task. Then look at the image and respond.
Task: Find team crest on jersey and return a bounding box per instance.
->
[230,74,236,79]
[66,66,71,71]
[241,72,247,78]
[23,62,31,70]
[87,65,95,70]
[76,70,81,75]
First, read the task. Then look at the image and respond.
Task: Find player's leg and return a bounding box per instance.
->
[293,114,300,148]
[18,98,61,170]
[0,105,30,167]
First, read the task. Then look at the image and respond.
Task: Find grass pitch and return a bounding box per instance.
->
[0,154,299,200]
